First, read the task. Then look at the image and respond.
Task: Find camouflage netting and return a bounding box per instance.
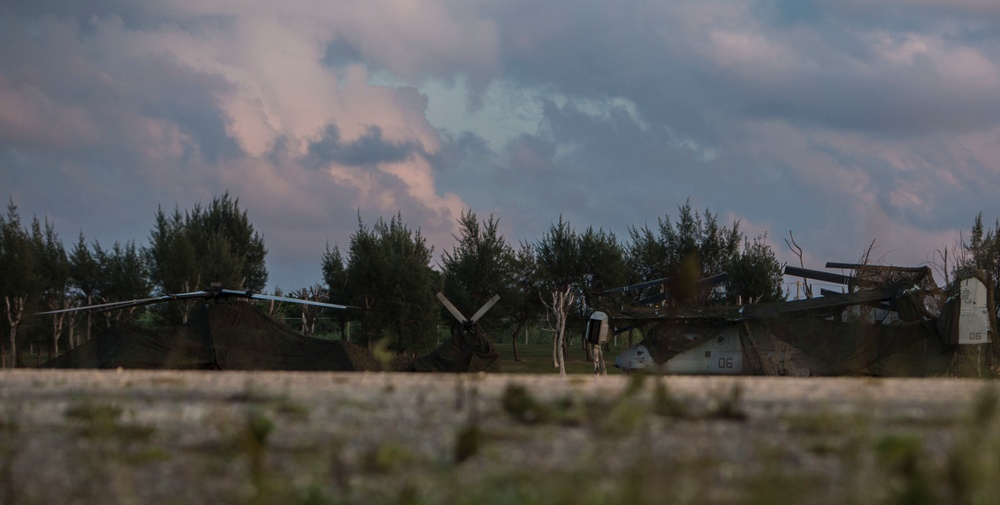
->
[40,302,499,373]
[633,314,955,377]
[404,327,501,373]
[617,266,993,377]
[743,318,948,376]
[636,315,735,364]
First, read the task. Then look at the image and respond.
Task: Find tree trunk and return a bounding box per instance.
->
[50,303,67,357]
[85,308,92,342]
[68,316,77,349]
[5,296,25,369]
[301,309,318,337]
[509,321,524,362]
[552,329,559,368]
[555,288,573,376]
[543,287,574,376]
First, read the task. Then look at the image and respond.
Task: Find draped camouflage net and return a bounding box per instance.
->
[41,301,500,373]
[609,267,994,377]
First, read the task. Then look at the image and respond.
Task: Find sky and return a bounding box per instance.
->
[3,0,1000,293]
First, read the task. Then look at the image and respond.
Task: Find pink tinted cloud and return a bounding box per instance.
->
[0,78,99,149]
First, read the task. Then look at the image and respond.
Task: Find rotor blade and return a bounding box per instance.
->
[436,292,468,322]
[96,291,213,312]
[603,272,729,295]
[244,292,349,310]
[35,290,212,315]
[602,276,671,294]
[697,272,729,287]
[35,297,163,315]
[825,262,927,273]
[784,266,879,289]
[469,294,500,323]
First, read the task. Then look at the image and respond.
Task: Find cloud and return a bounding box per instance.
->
[3,0,1000,290]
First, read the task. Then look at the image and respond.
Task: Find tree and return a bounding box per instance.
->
[725,233,785,304]
[373,214,439,355]
[321,244,351,340]
[440,211,516,339]
[68,233,100,344]
[506,243,541,362]
[957,213,1000,296]
[535,216,583,376]
[291,285,328,338]
[0,201,38,367]
[93,240,153,324]
[624,224,665,285]
[145,193,267,323]
[659,201,741,304]
[336,213,439,354]
[626,200,742,306]
[30,216,70,357]
[578,226,628,309]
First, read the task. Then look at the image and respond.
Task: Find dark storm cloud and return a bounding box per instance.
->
[306,124,424,168]
[430,130,495,181]
[322,38,364,67]
[0,11,240,163]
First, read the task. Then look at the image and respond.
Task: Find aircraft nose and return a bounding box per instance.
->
[613,352,630,371]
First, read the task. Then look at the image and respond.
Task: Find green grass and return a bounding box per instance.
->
[496,343,625,375]
[24,339,630,375]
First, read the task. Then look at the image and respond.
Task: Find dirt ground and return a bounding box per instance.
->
[0,370,998,504]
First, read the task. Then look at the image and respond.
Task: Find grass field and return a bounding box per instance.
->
[21,339,631,374]
[496,342,626,375]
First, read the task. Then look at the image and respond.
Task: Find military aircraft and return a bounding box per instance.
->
[603,264,994,377]
[36,285,502,373]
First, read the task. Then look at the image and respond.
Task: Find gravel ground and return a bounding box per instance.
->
[0,370,997,504]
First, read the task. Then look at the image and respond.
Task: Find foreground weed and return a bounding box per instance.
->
[652,378,687,418]
[363,442,417,474]
[623,371,649,397]
[946,385,1000,505]
[372,339,395,371]
[501,383,549,424]
[454,423,481,463]
[230,411,276,504]
[64,401,157,503]
[0,415,21,505]
[273,398,311,421]
[602,396,647,437]
[875,434,936,505]
[740,451,818,505]
[232,381,311,422]
[456,383,482,463]
[707,383,747,420]
[65,401,156,445]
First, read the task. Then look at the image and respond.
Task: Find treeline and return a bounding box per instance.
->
[4,192,995,370]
